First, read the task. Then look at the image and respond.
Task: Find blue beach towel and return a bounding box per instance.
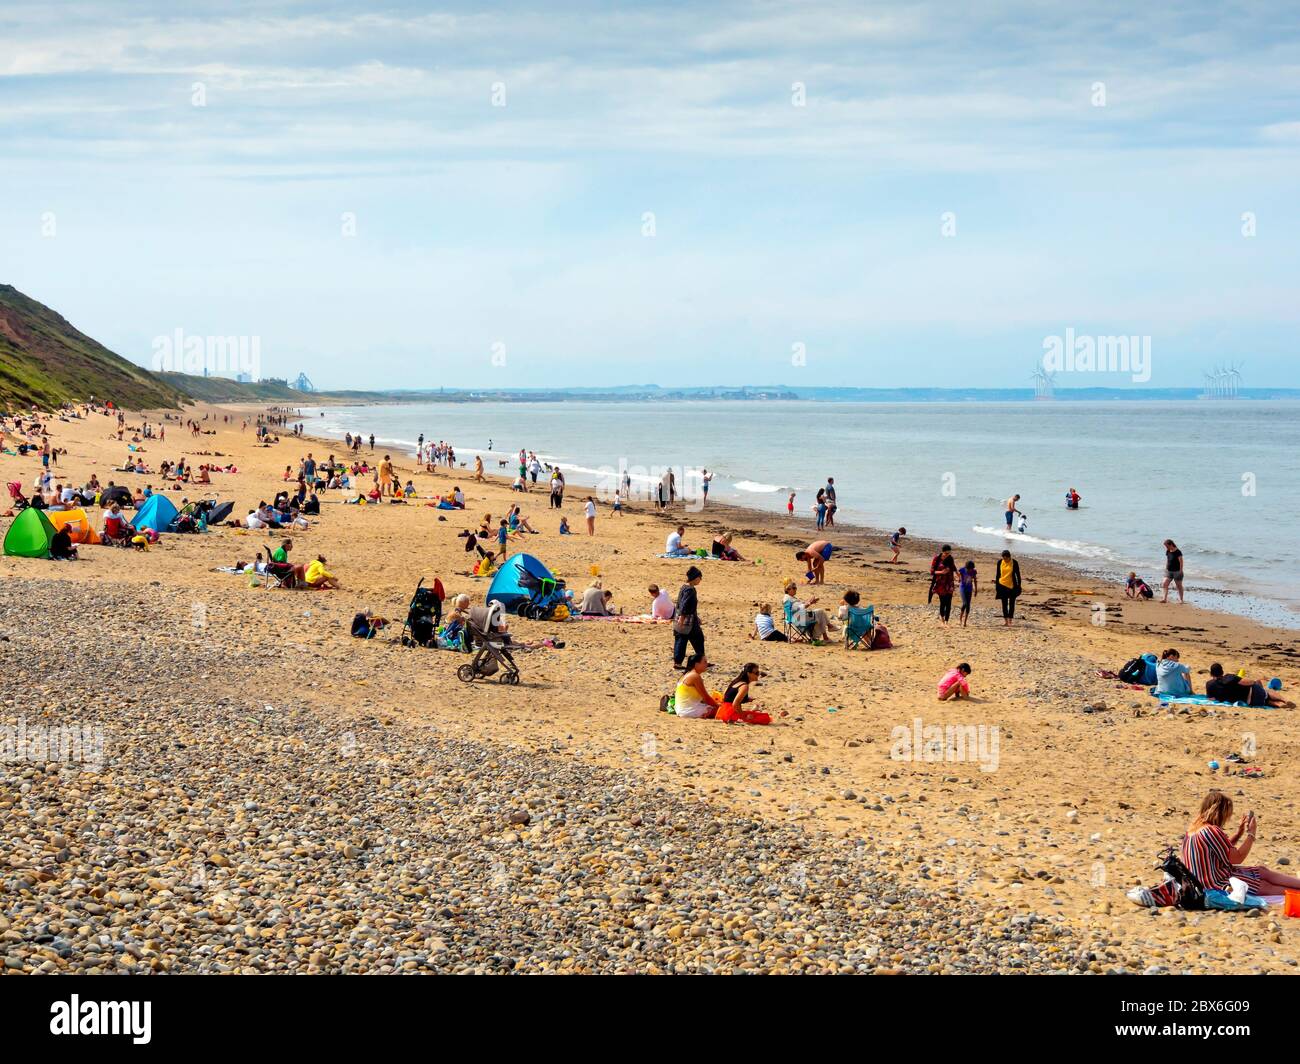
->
[1149,690,1271,709]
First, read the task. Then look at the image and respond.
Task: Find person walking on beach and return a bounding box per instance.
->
[550,468,565,509]
[787,491,796,517]
[958,560,978,626]
[930,545,958,625]
[795,539,834,585]
[1003,494,1022,530]
[889,527,906,563]
[1161,539,1185,603]
[815,488,827,530]
[379,454,395,497]
[699,469,712,508]
[672,566,705,668]
[369,434,375,450]
[994,549,1022,626]
[584,496,597,535]
[823,478,837,527]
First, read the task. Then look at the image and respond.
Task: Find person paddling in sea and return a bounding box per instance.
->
[1161,538,1185,604]
[1003,493,1022,530]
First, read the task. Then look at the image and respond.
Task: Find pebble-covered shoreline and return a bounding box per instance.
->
[1,577,1094,974]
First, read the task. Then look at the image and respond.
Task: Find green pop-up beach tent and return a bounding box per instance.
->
[3,507,57,558]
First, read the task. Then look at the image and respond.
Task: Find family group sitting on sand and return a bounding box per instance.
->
[1152,648,1294,708]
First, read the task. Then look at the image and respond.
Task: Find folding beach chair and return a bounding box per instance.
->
[263,541,296,590]
[844,605,876,650]
[782,599,815,643]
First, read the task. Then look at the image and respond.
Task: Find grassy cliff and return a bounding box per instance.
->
[0,285,189,411]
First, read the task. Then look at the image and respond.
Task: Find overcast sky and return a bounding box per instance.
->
[2,1,1297,389]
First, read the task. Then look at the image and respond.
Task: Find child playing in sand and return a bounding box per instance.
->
[937,663,972,701]
[559,516,572,535]
[889,527,906,563]
[1125,572,1154,599]
[750,602,787,642]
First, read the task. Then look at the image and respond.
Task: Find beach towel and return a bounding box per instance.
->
[1149,691,1270,709]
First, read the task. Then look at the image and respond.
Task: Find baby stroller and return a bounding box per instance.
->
[400,577,444,647]
[457,603,520,685]
[6,482,28,511]
[513,569,568,620]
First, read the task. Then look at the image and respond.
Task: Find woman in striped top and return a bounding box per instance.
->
[1181,791,1300,896]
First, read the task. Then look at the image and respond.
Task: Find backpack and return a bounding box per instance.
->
[1118,657,1146,684]
[1158,846,1206,911]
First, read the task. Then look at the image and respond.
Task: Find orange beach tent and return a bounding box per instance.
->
[46,508,101,544]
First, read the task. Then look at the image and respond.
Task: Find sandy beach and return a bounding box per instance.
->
[3,402,1299,974]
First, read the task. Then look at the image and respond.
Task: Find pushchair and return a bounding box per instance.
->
[6,482,28,511]
[400,577,444,647]
[457,603,520,685]
[513,569,567,620]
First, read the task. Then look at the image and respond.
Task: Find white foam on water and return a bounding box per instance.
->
[734,480,783,493]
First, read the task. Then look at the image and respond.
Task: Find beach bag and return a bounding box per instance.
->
[1158,846,1205,911]
[869,624,892,650]
[1118,658,1146,684]
[1140,653,1159,686]
[672,611,695,635]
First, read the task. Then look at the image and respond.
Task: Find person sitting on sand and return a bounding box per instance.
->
[1205,663,1296,708]
[50,526,78,561]
[937,663,972,701]
[1182,791,1300,901]
[669,655,720,719]
[558,516,572,535]
[719,663,766,722]
[303,555,339,590]
[1155,648,1192,698]
[751,602,786,642]
[579,580,612,616]
[1125,571,1154,600]
[508,506,537,535]
[782,580,834,641]
[711,532,745,561]
[664,525,691,557]
[102,503,135,543]
[649,584,675,620]
[795,540,834,584]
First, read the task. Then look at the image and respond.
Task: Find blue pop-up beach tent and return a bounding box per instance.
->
[487,553,557,612]
[134,493,179,533]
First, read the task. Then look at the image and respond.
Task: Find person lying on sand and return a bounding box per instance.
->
[1205,663,1295,708]
[937,663,972,701]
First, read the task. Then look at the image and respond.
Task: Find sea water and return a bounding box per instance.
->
[303,400,1300,629]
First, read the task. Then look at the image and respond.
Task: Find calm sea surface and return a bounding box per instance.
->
[303,400,1300,629]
